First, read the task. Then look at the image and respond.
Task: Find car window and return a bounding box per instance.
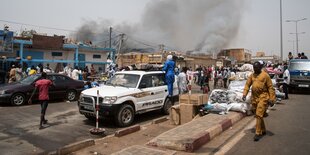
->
[289,61,310,71]
[139,74,166,88]
[20,74,40,84]
[47,75,66,84]
[106,74,140,88]
[139,75,152,88]
[152,74,166,86]
[54,75,67,84]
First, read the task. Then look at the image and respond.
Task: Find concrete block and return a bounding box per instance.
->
[56,139,95,155]
[115,125,140,137]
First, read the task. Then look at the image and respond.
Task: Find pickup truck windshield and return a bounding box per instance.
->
[289,61,310,71]
[106,74,140,88]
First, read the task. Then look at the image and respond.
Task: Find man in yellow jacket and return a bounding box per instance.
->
[243,61,276,141]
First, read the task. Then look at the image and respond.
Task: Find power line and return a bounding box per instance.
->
[0,19,77,32]
[113,29,158,48]
[113,28,179,51]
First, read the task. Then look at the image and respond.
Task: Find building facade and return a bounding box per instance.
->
[218,48,252,66]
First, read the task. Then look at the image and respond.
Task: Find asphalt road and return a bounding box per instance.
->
[0,100,166,154]
[226,92,310,155]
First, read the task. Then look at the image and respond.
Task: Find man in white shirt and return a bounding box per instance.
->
[71,66,81,80]
[178,67,188,94]
[64,64,72,78]
[282,64,290,99]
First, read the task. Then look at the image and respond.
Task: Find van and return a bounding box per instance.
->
[288,59,310,90]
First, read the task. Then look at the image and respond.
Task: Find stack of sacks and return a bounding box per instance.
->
[239,64,254,72]
[207,89,251,115]
[228,80,247,92]
[235,71,253,81]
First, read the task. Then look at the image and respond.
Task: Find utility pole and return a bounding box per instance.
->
[117,34,125,67]
[109,27,112,49]
[280,0,283,62]
[286,18,307,55]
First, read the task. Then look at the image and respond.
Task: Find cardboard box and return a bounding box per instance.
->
[169,105,180,125]
[179,93,208,105]
[180,104,198,124]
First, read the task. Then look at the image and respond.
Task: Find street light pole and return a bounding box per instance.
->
[280,0,283,61]
[289,32,306,56]
[288,40,295,53]
[286,18,307,55]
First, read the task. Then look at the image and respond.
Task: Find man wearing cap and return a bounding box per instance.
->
[163,55,175,98]
[243,61,276,141]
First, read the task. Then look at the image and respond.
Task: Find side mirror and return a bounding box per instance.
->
[139,83,147,89]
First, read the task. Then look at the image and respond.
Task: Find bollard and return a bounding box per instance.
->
[188,74,192,95]
[89,90,105,135]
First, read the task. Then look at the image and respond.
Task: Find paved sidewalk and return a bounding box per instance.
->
[68,111,244,155]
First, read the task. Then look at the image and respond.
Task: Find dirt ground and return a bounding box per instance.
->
[71,120,177,155]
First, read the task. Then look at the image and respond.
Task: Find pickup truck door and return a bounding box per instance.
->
[136,74,166,112]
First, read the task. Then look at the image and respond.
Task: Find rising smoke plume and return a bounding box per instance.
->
[74,0,246,54]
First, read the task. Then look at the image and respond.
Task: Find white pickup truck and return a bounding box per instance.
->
[78,70,179,127]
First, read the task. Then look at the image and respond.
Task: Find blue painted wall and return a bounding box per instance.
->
[20,50,44,67]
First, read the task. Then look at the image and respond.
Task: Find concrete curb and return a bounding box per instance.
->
[152,116,169,124]
[147,112,246,152]
[115,125,141,137]
[56,139,95,155]
[49,116,169,155]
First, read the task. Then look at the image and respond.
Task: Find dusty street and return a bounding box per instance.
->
[0,100,166,154]
[72,92,310,155]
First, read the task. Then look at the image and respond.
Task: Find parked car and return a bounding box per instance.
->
[289,59,310,91]
[78,70,179,127]
[0,73,84,106]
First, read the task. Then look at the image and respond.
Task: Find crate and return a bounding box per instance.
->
[179,93,208,105]
[180,104,199,124]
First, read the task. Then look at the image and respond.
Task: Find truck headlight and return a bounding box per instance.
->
[79,94,84,101]
[102,96,117,104]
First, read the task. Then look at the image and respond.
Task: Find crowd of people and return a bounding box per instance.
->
[288,52,308,60]
[5,62,104,84]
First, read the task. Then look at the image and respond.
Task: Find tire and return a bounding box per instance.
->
[66,90,77,101]
[11,93,26,106]
[115,104,135,127]
[162,98,173,115]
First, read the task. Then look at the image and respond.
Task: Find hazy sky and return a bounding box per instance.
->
[0,0,309,59]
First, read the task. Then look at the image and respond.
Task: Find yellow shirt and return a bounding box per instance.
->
[28,69,37,75]
[243,71,276,104]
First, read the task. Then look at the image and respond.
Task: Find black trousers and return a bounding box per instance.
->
[40,100,48,115]
[282,83,289,99]
[40,100,48,125]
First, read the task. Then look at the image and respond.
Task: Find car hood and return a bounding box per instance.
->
[81,85,136,97]
[0,82,28,91]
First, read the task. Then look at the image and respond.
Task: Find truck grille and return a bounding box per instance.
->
[83,97,94,104]
[82,96,103,104]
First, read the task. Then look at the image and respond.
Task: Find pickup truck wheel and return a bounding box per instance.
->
[115,104,134,127]
[162,98,172,115]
